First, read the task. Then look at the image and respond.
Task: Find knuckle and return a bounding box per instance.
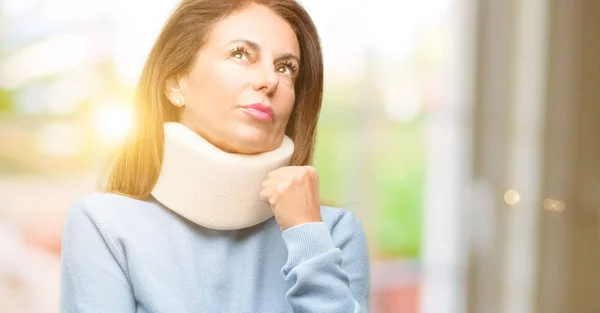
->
[302,166,316,178]
[293,175,304,184]
[277,182,289,193]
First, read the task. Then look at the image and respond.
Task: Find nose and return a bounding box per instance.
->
[252,62,279,95]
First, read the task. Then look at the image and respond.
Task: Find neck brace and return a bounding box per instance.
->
[151,122,294,230]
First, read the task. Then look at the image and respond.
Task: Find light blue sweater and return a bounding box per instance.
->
[59,192,371,312]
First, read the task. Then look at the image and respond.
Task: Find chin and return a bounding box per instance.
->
[230,119,286,150]
[231,131,277,154]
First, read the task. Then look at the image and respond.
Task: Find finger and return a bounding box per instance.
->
[259,186,274,203]
[267,166,297,179]
[261,178,278,189]
[259,188,269,202]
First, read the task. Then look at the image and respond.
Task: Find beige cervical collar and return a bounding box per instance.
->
[151,122,294,230]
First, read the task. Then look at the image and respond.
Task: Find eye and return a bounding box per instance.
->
[276,61,298,77]
[230,46,250,61]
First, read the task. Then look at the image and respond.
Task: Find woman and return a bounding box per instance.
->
[60,0,371,312]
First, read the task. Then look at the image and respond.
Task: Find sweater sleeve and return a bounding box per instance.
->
[59,200,136,313]
[280,211,371,312]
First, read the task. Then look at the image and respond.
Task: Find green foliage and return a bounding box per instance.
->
[369,121,425,258]
[0,89,14,113]
[314,106,425,259]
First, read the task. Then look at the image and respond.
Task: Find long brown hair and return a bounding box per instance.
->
[104,0,324,199]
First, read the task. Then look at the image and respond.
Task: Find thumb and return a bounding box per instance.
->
[259,187,272,203]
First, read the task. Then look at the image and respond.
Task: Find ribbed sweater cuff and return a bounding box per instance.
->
[281,222,335,270]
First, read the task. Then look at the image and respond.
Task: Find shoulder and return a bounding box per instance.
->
[63,192,172,236]
[67,192,156,218]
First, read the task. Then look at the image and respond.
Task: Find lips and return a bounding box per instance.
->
[241,103,274,121]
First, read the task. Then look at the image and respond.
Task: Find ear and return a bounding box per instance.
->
[164,75,187,107]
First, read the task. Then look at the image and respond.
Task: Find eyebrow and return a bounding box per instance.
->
[225,38,300,64]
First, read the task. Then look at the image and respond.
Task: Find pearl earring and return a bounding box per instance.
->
[174,98,183,107]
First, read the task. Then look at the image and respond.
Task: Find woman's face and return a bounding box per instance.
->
[167,4,300,154]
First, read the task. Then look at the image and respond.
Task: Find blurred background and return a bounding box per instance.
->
[1,0,599,312]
